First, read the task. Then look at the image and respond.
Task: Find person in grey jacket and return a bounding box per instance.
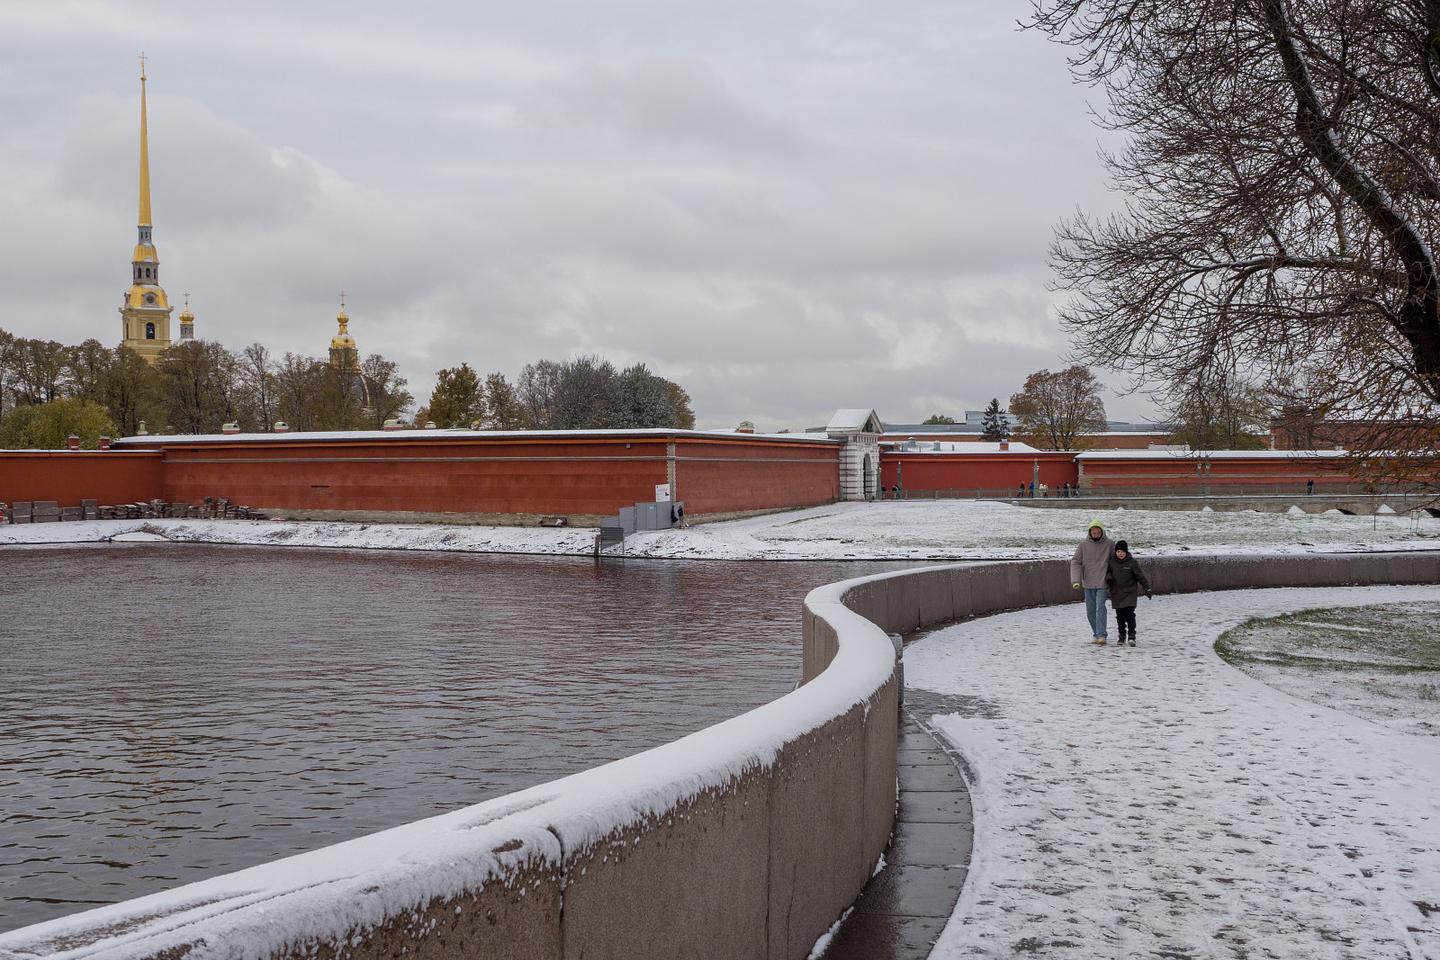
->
[1105,539,1152,647]
[1070,518,1114,644]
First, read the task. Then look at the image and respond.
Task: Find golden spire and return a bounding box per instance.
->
[138,53,152,228]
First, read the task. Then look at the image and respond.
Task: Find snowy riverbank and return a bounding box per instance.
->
[907,584,1440,959]
[1,500,1438,561]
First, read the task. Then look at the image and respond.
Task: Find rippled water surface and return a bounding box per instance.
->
[0,544,903,932]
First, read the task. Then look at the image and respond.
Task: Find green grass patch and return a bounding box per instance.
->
[1216,601,1440,735]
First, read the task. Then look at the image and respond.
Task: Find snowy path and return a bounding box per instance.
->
[906,585,1440,959]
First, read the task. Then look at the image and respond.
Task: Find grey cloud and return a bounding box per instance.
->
[0,0,1157,430]
[535,58,810,155]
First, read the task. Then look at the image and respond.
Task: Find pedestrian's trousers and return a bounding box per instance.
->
[1084,587,1108,637]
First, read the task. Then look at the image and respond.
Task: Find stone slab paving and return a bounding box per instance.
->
[905,584,1440,960]
[822,693,974,960]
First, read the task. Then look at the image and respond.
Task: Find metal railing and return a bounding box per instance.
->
[876,483,1431,501]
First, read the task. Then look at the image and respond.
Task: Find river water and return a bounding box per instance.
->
[0,544,905,933]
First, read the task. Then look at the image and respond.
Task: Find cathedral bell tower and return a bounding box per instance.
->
[119,56,175,362]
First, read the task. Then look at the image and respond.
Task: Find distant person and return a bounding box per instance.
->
[1029,480,1036,498]
[1106,540,1152,648]
[1307,478,1315,496]
[1070,519,1114,644]
[1018,482,1026,498]
[1061,481,1070,498]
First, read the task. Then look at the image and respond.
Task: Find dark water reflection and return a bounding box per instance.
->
[0,544,906,932]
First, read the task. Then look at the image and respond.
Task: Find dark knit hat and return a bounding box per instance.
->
[1114,539,1130,553]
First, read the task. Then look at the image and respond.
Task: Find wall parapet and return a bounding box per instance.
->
[4,550,1437,960]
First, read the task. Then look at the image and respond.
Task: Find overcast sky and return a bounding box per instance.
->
[0,0,1148,429]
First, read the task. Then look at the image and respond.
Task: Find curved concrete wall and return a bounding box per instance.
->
[6,551,1437,960]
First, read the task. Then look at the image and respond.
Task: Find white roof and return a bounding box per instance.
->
[885,440,1043,454]
[113,427,839,446]
[1076,449,1350,461]
[825,408,883,433]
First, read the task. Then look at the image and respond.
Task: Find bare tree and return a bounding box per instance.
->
[274,352,323,431]
[237,343,278,431]
[1029,0,1440,486]
[1161,373,1273,450]
[158,340,239,434]
[516,359,562,429]
[1009,365,1108,450]
[359,354,413,429]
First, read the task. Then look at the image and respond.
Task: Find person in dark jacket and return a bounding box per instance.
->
[1105,539,1152,647]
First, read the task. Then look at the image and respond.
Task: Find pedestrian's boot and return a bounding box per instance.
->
[1127,634,1137,647]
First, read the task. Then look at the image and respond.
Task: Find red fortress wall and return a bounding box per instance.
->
[37,430,844,522]
[674,436,838,515]
[1078,452,1356,491]
[881,452,1079,493]
[0,450,164,507]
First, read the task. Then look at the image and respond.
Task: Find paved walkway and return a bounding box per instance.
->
[905,584,1440,960]
[821,692,974,959]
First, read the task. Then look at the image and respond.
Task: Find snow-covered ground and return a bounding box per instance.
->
[1,500,1438,560]
[907,585,1440,959]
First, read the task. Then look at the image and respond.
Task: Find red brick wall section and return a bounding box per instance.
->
[157,436,673,517]
[0,451,165,507]
[880,453,1079,494]
[674,437,840,515]
[8,434,843,521]
[1081,433,1173,450]
[1080,456,1356,491]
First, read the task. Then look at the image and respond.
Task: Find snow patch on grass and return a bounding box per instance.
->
[1217,601,1440,736]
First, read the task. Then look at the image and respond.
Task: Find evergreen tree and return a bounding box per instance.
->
[552,355,621,429]
[616,363,677,428]
[483,372,526,429]
[0,398,117,449]
[426,363,485,428]
[980,398,1009,441]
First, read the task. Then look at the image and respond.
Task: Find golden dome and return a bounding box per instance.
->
[125,285,171,310]
[179,294,194,322]
[330,298,357,350]
[132,242,158,263]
